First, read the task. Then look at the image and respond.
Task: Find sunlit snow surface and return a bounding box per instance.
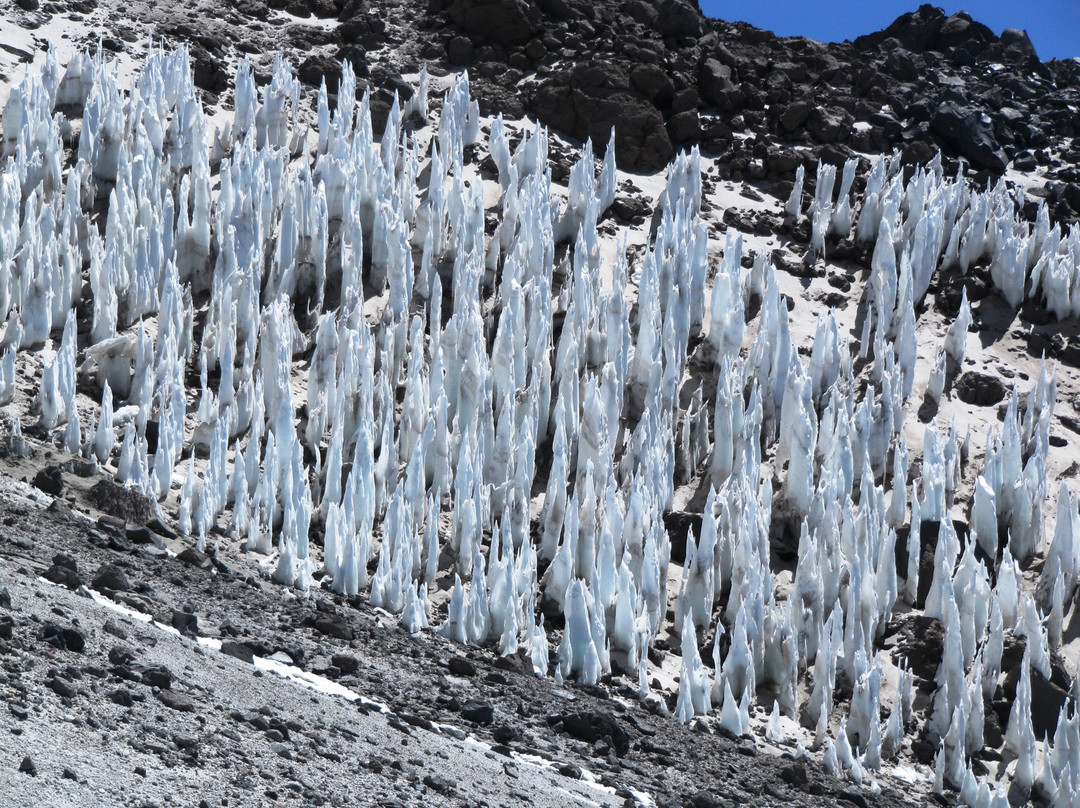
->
[6,39,1080,805]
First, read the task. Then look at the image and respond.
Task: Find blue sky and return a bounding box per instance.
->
[698,1,1080,61]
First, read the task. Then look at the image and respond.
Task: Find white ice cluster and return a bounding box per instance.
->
[4,43,1080,804]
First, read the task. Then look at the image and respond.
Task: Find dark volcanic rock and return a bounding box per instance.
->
[331,653,360,674]
[88,480,155,524]
[448,655,477,676]
[853,6,996,57]
[221,641,256,664]
[92,563,132,593]
[1000,28,1039,63]
[561,710,631,756]
[314,614,355,640]
[40,624,86,653]
[930,102,1008,172]
[109,687,135,706]
[448,0,540,46]
[954,371,1008,407]
[171,609,199,637]
[698,58,742,112]
[446,34,474,65]
[460,699,495,724]
[808,106,854,144]
[33,466,64,496]
[631,64,674,106]
[777,100,811,133]
[656,0,702,39]
[190,45,230,94]
[176,548,213,569]
[531,64,672,171]
[49,676,78,698]
[893,615,944,683]
[157,690,196,712]
[43,557,82,590]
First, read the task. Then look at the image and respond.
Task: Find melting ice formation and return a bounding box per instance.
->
[4,41,1080,804]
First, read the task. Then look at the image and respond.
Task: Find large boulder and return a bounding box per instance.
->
[448,0,541,46]
[655,0,703,39]
[530,63,673,171]
[854,6,995,57]
[1000,28,1039,63]
[807,106,854,144]
[930,102,1008,172]
[698,58,743,112]
[935,12,996,53]
[631,63,675,106]
[777,100,812,133]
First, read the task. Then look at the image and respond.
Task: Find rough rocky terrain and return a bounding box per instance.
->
[6,0,1080,189]
[0,468,927,808]
[1,1,1080,807]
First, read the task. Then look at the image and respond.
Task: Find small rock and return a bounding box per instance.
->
[19,756,36,776]
[423,774,455,795]
[41,624,86,653]
[175,548,212,569]
[50,677,78,698]
[96,514,126,537]
[314,615,354,640]
[173,733,199,751]
[955,371,1008,407]
[109,688,134,706]
[448,655,476,676]
[447,0,540,46]
[157,690,195,712]
[561,711,632,756]
[0,583,10,609]
[221,641,255,664]
[134,663,172,689]
[92,563,132,593]
[147,518,178,540]
[839,790,869,808]
[103,619,128,640]
[780,763,809,786]
[331,653,359,674]
[690,791,722,808]
[460,699,495,725]
[171,609,199,637]
[88,479,154,525]
[447,35,474,66]
[492,724,520,744]
[126,526,165,547]
[62,767,78,781]
[33,466,64,496]
[42,563,82,591]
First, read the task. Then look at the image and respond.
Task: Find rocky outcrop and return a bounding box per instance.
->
[852,5,997,57]
[137,0,1080,196]
[531,61,674,170]
[447,0,541,46]
[929,102,1009,172]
